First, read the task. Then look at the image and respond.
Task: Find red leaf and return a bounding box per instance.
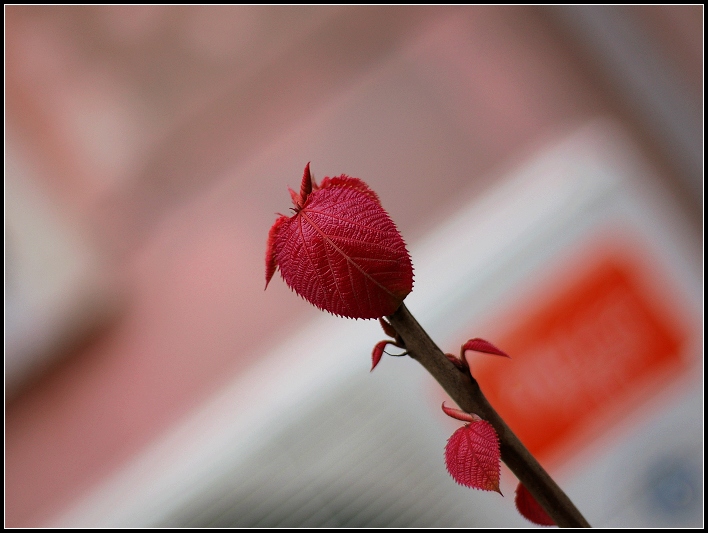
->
[371,340,394,371]
[441,402,478,423]
[461,338,510,358]
[445,418,502,494]
[266,164,414,319]
[445,352,469,372]
[378,317,397,339]
[515,482,556,526]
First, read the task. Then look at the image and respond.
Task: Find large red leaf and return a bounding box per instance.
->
[515,482,556,526]
[266,164,414,319]
[444,416,502,493]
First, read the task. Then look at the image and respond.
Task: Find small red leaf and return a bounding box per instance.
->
[378,317,397,339]
[445,352,469,372]
[265,215,289,289]
[461,338,510,358]
[288,186,299,206]
[298,162,313,207]
[515,482,556,526]
[371,340,395,371]
[266,165,414,319]
[441,402,479,423]
[445,418,502,494]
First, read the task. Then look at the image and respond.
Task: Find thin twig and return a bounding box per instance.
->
[387,303,591,528]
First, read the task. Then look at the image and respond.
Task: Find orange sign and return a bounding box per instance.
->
[470,247,689,466]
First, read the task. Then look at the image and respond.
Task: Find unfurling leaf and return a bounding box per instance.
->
[371,318,407,371]
[445,352,469,372]
[461,338,510,359]
[515,482,556,526]
[265,163,414,319]
[378,317,398,339]
[444,406,502,494]
[441,402,478,423]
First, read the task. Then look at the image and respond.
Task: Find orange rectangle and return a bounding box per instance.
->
[469,244,690,465]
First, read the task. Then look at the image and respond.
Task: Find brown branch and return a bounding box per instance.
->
[387,303,591,528]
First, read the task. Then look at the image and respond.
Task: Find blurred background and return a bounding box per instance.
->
[5,6,703,527]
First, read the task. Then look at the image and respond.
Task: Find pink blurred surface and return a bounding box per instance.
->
[5,6,702,527]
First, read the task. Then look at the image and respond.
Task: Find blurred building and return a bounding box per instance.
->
[5,6,703,527]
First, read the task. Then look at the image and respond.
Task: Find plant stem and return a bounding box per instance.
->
[387,303,591,528]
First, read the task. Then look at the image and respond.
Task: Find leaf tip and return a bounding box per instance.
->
[299,162,313,205]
